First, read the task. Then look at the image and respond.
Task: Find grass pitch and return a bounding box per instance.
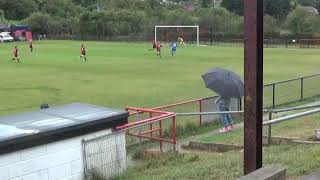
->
[0,40,320,116]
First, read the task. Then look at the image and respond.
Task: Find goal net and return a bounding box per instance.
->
[154,25,200,46]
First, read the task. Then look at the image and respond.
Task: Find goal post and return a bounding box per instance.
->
[154,25,200,46]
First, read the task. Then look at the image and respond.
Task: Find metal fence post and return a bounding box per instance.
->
[199,99,202,127]
[210,27,213,46]
[268,112,272,145]
[272,83,275,108]
[159,120,163,152]
[238,98,242,111]
[301,78,304,101]
[172,116,176,151]
[149,112,153,137]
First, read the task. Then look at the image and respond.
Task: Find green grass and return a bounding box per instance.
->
[1,40,320,179]
[200,128,244,145]
[0,40,320,115]
[116,144,320,180]
[199,113,320,145]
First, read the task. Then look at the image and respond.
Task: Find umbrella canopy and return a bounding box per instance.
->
[202,68,244,98]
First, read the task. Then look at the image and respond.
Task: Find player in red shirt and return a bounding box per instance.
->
[156,41,162,58]
[80,44,87,61]
[29,39,33,53]
[11,46,20,63]
[149,40,156,51]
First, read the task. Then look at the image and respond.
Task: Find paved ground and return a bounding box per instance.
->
[303,170,320,180]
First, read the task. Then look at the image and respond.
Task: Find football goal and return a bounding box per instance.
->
[154,25,200,46]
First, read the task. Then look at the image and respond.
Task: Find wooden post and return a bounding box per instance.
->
[244,0,264,174]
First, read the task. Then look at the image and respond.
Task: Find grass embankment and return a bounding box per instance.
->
[116,144,320,179]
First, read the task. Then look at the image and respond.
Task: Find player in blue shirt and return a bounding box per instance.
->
[170,42,178,56]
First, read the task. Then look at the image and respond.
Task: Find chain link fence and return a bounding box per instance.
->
[82,115,176,179]
[82,131,127,179]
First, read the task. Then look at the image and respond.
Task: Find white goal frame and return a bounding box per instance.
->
[154,25,200,46]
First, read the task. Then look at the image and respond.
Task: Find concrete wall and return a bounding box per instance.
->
[0,129,124,180]
[237,165,286,180]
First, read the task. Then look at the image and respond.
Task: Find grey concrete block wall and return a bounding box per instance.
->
[0,129,119,180]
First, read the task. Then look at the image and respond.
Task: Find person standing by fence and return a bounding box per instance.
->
[216,96,234,132]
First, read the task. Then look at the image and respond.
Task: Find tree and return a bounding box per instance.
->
[285,6,320,36]
[200,0,212,8]
[41,0,83,18]
[315,2,320,13]
[164,9,197,25]
[298,0,316,6]
[220,0,243,15]
[198,7,243,37]
[264,0,295,20]
[0,0,38,20]
[24,12,50,34]
[0,10,4,22]
[264,15,280,38]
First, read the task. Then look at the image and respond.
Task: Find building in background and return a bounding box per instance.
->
[0,23,9,32]
[10,25,32,41]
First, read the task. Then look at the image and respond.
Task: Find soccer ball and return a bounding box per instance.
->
[292,40,296,43]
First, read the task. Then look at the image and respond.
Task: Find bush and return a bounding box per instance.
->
[285,6,320,37]
[264,15,281,38]
[198,7,243,37]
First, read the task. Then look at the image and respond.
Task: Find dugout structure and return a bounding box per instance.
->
[154,25,200,46]
[0,103,128,180]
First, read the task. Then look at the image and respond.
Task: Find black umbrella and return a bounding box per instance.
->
[201,68,244,98]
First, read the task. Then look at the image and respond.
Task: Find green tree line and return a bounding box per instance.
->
[0,0,320,39]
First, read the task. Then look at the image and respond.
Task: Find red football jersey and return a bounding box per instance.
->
[13,48,18,56]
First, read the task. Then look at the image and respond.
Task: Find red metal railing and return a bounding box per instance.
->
[119,97,240,152]
[128,98,204,127]
[116,106,177,151]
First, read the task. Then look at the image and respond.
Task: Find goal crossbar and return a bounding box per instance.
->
[154,25,200,46]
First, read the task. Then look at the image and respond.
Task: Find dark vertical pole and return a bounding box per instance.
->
[172,116,176,151]
[159,120,163,152]
[149,112,153,137]
[165,29,167,44]
[244,0,264,175]
[210,26,213,45]
[272,84,275,108]
[301,78,304,101]
[268,112,272,145]
[199,99,202,127]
